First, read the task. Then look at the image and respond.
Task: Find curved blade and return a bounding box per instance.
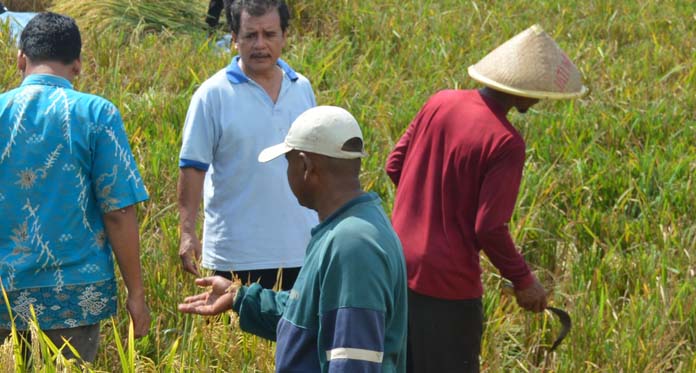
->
[546,306,571,351]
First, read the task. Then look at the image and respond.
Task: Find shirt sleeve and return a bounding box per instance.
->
[179,87,218,170]
[91,103,148,213]
[232,283,289,341]
[318,234,390,372]
[475,143,534,290]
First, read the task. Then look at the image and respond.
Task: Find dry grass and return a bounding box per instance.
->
[3,0,52,12]
[50,0,208,41]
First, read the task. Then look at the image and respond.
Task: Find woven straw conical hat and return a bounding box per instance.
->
[468,24,587,99]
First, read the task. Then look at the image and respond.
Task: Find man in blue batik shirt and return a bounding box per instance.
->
[0,12,150,363]
[179,106,408,372]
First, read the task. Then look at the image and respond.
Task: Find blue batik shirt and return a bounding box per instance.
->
[0,74,148,330]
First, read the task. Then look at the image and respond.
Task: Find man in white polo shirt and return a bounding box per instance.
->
[177,0,317,289]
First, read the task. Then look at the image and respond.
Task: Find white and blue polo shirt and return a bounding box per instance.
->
[179,56,318,271]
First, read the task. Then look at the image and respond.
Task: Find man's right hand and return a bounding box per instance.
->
[179,232,202,276]
[513,277,548,313]
[178,276,239,316]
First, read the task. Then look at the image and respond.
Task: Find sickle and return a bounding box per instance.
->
[545,306,571,351]
[501,282,571,351]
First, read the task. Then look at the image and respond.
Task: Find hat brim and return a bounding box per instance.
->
[468,65,588,100]
[258,143,293,163]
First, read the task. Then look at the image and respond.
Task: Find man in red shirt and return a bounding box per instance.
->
[386,25,587,372]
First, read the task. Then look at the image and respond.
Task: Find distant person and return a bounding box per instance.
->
[178,0,318,290]
[179,106,408,372]
[0,12,150,364]
[386,24,587,373]
[205,0,224,30]
[0,1,38,43]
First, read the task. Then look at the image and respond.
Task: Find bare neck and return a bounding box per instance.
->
[23,62,77,82]
[240,62,283,102]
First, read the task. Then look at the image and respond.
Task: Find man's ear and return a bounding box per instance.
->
[71,58,82,77]
[17,50,26,74]
[231,32,238,49]
[298,151,314,179]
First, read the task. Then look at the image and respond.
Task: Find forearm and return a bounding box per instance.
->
[177,167,206,236]
[477,227,534,289]
[233,284,289,341]
[103,205,146,297]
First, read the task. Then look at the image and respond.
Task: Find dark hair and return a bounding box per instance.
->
[19,12,81,64]
[223,0,290,35]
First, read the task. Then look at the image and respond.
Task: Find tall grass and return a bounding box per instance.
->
[1,0,695,371]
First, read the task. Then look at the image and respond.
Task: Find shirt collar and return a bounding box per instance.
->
[310,192,379,235]
[225,55,298,84]
[20,74,73,89]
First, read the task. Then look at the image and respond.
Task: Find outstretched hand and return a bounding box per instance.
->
[178,276,240,316]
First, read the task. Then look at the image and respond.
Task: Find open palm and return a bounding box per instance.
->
[178,276,239,316]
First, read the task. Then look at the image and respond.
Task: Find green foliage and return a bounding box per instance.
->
[1,0,695,371]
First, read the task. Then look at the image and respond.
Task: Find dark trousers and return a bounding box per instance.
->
[214,267,301,290]
[407,290,483,373]
[206,0,225,28]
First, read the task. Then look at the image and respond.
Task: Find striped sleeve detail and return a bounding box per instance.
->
[321,307,385,372]
[326,347,384,363]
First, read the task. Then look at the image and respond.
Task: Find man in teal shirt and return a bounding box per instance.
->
[179,106,408,372]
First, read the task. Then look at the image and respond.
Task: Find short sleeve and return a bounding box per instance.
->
[179,87,218,168]
[91,103,148,213]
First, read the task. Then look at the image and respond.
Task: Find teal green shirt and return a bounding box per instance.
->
[233,192,408,372]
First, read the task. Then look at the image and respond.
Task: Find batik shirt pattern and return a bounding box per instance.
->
[0,74,148,330]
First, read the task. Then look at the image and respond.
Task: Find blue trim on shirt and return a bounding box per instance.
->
[225,55,299,84]
[276,318,321,371]
[328,359,381,373]
[321,307,385,351]
[21,74,73,89]
[179,158,210,171]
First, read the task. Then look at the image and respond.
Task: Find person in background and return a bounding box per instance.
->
[0,12,150,364]
[179,106,408,372]
[178,0,317,290]
[205,0,225,30]
[386,24,587,373]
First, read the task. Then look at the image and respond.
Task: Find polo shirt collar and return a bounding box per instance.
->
[225,55,298,84]
[21,74,73,89]
[310,192,378,235]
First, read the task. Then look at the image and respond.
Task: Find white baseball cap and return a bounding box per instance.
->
[258,106,368,163]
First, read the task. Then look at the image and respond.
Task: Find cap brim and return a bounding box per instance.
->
[258,143,293,163]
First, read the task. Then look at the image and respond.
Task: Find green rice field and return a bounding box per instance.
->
[1,0,695,371]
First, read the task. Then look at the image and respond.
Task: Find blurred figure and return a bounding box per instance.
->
[386,24,587,373]
[0,1,38,43]
[205,0,224,30]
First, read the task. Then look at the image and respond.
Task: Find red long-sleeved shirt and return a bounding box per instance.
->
[386,89,534,300]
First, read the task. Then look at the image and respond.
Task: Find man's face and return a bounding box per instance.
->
[233,8,286,78]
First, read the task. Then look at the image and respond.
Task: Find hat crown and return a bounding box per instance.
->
[286,106,366,159]
[468,24,587,99]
